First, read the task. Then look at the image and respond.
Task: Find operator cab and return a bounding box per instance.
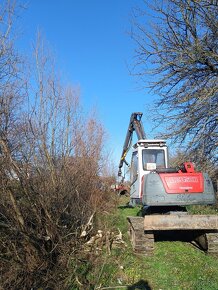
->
[133,139,168,172]
[130,139,169,204]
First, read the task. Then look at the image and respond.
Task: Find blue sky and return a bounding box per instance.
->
[17,0,158,165]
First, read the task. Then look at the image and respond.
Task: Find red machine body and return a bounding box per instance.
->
[159,162,204,194]
[159,172,204,194]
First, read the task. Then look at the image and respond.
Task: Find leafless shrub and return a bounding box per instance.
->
[0,4,111,289]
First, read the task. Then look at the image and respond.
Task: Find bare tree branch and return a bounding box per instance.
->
[132,0,218,167]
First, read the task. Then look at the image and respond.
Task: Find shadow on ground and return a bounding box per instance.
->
[127,279,152,290]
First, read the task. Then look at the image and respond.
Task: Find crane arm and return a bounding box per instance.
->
[118,112,146,176]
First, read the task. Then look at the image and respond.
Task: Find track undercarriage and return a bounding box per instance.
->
[128,214,218,256]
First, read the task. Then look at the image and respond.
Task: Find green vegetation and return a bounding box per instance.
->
[88,196,218,290]
[187,205,218,215]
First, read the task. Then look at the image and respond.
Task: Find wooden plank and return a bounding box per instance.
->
[127,217,144,230]
[143,215,218,230]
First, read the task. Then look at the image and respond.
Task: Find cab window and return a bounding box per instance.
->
[130,152,138,184]
[142,149,165,169]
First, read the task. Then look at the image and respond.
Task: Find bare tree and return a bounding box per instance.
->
[132,0,218,167]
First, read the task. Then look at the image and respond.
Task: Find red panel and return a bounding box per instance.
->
[159,173,204,194]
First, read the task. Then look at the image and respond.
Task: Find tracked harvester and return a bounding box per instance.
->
[118,112,218,256]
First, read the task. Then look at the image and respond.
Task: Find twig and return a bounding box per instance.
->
[96,286,129,289]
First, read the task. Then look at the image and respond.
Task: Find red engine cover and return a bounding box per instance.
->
[159,173,204,194]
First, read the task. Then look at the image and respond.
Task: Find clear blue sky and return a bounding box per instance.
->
[17,0,157,165]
